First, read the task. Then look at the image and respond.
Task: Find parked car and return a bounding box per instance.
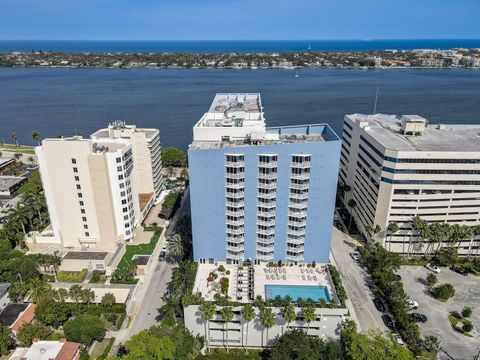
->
[382,314,396,331]
[425,263,441,273]
[117,346,127,357]
[350,251,360,261]
[450,266,468,276]
[159,250,166,261]
[409,313,428,323]
[392,333,405,345]
[406,298,419,310]
[394,274,402,281]
[373,298,386,312]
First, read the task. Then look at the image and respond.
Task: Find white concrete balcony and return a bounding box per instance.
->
[288,228,306,236]
[287,237,305,245]
[227,227,244,236]
[226,218,244,226]
[227,252,244,261]
[288,219,306,227]
[258,173,277,180]
[227,236,244,244]
[227,192,244,199]
[257,192,276,200]
[289,202,308,210]
[287,245,305,253]
[257,209,276,217]
[257,228,276,236]
[258,182,277,190]
[290,192,309,200]
[227,244,245,252]
[258,201,276,209]
[286,253,304,261]
[256,253,274,261]
[291,161,311,168]
[226,173,244,180]
[225,182,244,190]
[290,183,310,191]
[225,161,245,168]
[257,237,275,245]
[289,210,308,218]
[226,200,244,207]
[226,209,244,217]
[257,219,276,227]
[290,173,310,181]
[258,161,278,168]
[257,243,275,251]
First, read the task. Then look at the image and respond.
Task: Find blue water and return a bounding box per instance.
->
[265,284,331,302]
[1,39,480,53]
[0,68,479,150]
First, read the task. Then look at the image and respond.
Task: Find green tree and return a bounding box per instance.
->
[283,302,297,334]
[430,283,455,301]
[31,130,41,146]
[10,131,18,147]
[17,322,50,346]
[27,277,51,303]
[35,299,70,327]
[80,288,95,305]
[199,301,216,352]
[68,284,84,304]
[387,222,400,251]
[158,294,181,322]
[167,233,185,259]
[347,199,357,230]
[123,330,175,360]
[170,261,196,295]
[219,306,234,352]
[426,273,438,287]
[240,303,256,352]
[461,306,472,318]
[63,314,105,346]
[6,203,29,235]
[259,307,276,348]
[302,305,316,334]
[0,325,13,356]
[435,247,458,267]
[161,147,186,167]
[101,292,116,307]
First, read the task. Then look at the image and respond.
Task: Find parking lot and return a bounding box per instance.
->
[399,266,480,359]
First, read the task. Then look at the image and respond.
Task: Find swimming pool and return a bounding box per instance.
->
[265,284,331,302]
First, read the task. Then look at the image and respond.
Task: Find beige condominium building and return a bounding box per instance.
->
[339,114,480,256]
[35,136,141,253]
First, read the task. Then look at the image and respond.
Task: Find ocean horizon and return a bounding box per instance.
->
[1,39,480,53]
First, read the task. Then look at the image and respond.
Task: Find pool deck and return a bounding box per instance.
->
[193,262,339,304]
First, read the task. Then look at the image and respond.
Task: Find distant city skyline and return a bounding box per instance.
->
[1,0,479,40]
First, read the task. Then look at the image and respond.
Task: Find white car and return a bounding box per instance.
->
[350,251,360,261]
[425,263,441,274]
[392,333,404,346]
[406,299,418,310]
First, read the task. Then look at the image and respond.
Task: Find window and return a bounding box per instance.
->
[117,166,122,172]
[125,223,130,228]
[118,175,124,180]
[76,184,81,190]
[78,193,83,198]
[74,176,79,181]
[73,167,78,173]
[81,209,85,214]
[79,201,84,206]
[85,232,90,237]
[124,215,129,220]
[123,207,128,213]
[71,158,77,164]
[83,224,88,229]
[122,199,127,205]
[82,217,87,222]
[120,183,125,189]
[116,157,122,163]
[121,191,126,196]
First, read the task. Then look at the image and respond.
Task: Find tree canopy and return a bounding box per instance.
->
[161,147,186,167]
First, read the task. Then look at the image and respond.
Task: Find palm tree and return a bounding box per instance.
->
[171,261,196,295]
[11,132,18,147]
[259,307,276,348]
[469,225,480,258]
[32,130,41,146]
[283,302,296,334]
[302,305,316,334]
[68,285,84,304]
[365,224,381,242]
[387,222,399,252]
[158,293,180,322]
[220,306,234,352]
[54,288,69,302]
[7,203,29,235]
[81,288,95,305]
[347,199,357,230]
[167,233,185,259]
[199,301,216,352]
[27,278,51,303]
[338,183,351,199]
[240,303,255,352]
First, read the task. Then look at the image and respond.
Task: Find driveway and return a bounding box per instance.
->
[331,226,388,332]
[399,266,480,359]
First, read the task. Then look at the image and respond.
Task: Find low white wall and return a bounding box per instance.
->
[184,305,347,348]
[52,285,131,304]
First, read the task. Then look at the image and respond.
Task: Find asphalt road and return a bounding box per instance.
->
[331,226,388,332]
[399,266,480,360]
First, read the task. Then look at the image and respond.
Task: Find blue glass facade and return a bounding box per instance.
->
[188,124,341,263]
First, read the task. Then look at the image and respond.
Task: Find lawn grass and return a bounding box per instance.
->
[448,313,473,337]
[117,227,163,270]
[0,143,36,154]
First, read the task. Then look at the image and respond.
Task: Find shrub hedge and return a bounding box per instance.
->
[56,268,87,283]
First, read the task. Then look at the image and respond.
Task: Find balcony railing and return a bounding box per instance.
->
[290,183,310,191]
[257,236,275,245]
[286,253,304,261]
[290,173,310,180]
[226,173,245,180]
[258,161,278,168]
[258,182,277,190]
[227,236,244,244]
[257,192,276,200]
[227,252,244,261]
[287,237,305,245]
[289,202,308,210]
[227,227,244,236]
[288,228,306,236]
[291,161,311,168]
[288,219,306,227]
[226,209,244,217]
[257,219,276,227]
[289,210,308,218]
[225,161,245,168]
[257,228,276,236]
[226,218,244,226]
[226,200,244,207]
[226,192,244,199]
[289,192,309,200]
[225,182,244,190]
[227,244,245,252]
[256,253,274,261]
[286,245,305,253]
[258,201,276,208]
[258,173,277,180]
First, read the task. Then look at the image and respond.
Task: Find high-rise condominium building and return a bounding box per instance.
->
[91,122,163,196]
[188,93,341,263]
[36,136,141,252]
[339,114,480,255]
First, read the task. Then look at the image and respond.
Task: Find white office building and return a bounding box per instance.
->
[339,114,480,255]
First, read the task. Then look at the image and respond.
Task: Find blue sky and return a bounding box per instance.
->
[1,0,479,40]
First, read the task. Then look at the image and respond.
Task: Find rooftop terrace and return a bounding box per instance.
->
[348,113,480,152]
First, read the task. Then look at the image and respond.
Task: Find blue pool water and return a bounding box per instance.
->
[265,285,331,302]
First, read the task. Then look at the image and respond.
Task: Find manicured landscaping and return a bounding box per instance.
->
[117,227,162,269]
[448,313,473,337]
[0,143,36,154]
[56,268,88,283]
[89,270,106,284]
[328,264,348,306]
[430,283,455,302]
